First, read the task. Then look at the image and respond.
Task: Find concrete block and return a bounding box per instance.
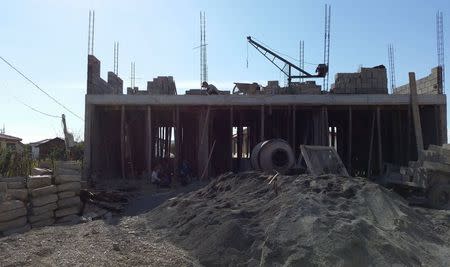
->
[31,194,58,207]
[0,216,27,232]
[0,200,25,213]
[27,175,52,189]
[0,207,27,223]
[55,206,79,218]
[57,182,81,193]
[55,175,81,185]
[57,196,80,209]
[58,191,76,199]
[0,177,25,183]
[6,181,26,189]
[2,223,30,236]
[6,189,28,202]
[29,202,58,215]
[30,185,57,198]
[31,218,55,228]
[28,211,54,224]
[0,182,6,192]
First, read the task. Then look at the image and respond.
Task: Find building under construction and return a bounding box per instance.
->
[83,53,447,181]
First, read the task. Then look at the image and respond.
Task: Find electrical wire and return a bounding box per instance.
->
[0,56,84,121]
[15,97,60,119]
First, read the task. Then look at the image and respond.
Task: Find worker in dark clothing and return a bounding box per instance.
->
[202,81,220,95]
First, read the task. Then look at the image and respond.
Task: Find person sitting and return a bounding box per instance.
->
[179,160,192,186]
[202,81,220,95]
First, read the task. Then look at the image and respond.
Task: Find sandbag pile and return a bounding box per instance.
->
[0,177,30,236]
[27,175,57,228]
[54,161,82,224]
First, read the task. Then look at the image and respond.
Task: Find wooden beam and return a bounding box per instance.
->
[292,105,296,156]
[147,106,152,174]
[120,105,125,179]
[201,140,216,180]
[347,106,352,173]
[175,107,180,175]
[260,105,265,141]
[200,106,210,145]
[407,106,411,162]
[367,111,375,177]
[376,107,383,173]
[409,72,424,157]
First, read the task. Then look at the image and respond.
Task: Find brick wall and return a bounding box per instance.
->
[393,66,443,95]
[87,55,123,95]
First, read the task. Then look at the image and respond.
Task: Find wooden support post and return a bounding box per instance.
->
[260,105,265,141]
[434,105,441,145]
[175,107,180,175]
[120,105,125,179]
[407,106,411,162]
[237,116,243,171]
[322,106,329,146]
[376,107,383,173]
[347,106,352,173]
[147,106,152,174]
[230,106,234,170]
[367,111,375,177]
[292,105,296,156]
[409,72,424,157]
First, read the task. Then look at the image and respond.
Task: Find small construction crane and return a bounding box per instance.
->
[247,36,328,87]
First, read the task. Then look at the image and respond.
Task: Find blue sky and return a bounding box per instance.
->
[1,0,449,143]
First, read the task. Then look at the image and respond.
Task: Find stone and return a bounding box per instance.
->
[57,182,81,193]
[57,196,80,208]
[58,191,76,199]
[0,200,25,213]
[30,185,57,198]
[0,207,27,222]
[55,206,79,218]
[2,223,31,236]
[6,189,28,202]
[27,175,52,189]
[55,175,81,185]
[28,211,54,224]
[31,218,55,228]
[0,216,27,232]
[31,194,58,207]
[29,202,58,215]
[31,168,52,176]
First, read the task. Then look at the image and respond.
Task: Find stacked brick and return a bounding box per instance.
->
[331,65,388,94]
[27,175,57,228]
[54,161,82,223]
[0,176,30,235]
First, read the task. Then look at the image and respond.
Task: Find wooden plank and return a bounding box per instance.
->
[347,106,352,173]
[120,106,125,179]
[407,106,411,162]
[201,140,216,180]
[147,106,152,174]
[260,105,265,141]
[367,111,375,177]
[200,106,210,145]
[292,105,296,156]
[376,107,383,173]
[409,72,424,157]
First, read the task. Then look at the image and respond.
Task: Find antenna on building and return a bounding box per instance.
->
[388,44,396,94]
[200,11,208,87]
[130,62,135,89]
[114,42,119,75]
[87,10,95,55]
[299,40,305,82]
[437,11,445,94]
[323,4,331,91]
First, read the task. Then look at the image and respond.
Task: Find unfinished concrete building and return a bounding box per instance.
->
[83,55,447,182]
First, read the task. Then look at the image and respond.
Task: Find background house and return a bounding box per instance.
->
[30,137,65,160]
[0,133,24,153]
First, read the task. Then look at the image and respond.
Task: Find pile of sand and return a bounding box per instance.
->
[134,171,450,266]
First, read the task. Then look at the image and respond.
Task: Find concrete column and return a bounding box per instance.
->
[82,100,92,181]
[146,106,152,174]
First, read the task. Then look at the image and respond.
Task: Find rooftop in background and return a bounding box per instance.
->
[0,133,22,142]
[29,137,64,147]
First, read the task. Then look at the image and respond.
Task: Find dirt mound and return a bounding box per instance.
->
[137,172,450,266]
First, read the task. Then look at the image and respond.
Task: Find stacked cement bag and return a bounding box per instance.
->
[0,177,30,236]
[27,175,57,228]
[54,161,82,223]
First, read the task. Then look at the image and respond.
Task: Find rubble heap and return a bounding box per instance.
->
[139,171,450,266]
